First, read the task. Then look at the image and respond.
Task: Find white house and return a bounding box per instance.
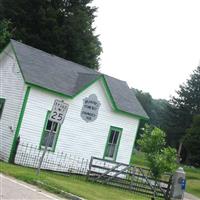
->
[0,40,148,168]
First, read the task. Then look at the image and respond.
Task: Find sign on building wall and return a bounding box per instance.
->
[81,94,101,122]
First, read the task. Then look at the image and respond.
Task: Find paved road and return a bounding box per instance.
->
[0,173,65,200]
[184,192,200,200]
[1,173,199,200]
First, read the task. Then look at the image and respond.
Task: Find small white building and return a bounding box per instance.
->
[0,40,148,167]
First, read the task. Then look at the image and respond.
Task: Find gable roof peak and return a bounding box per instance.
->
[9,39,148,120]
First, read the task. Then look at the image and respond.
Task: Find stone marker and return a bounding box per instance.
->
[170,167,186,200]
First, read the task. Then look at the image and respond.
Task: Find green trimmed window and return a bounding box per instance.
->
[0,98,5,119]
[104,126,122,161]
[39,111,61,151]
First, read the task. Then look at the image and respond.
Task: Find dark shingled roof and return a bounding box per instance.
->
[10,39,148,119]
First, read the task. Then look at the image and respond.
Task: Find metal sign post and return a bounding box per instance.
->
[36,100,69,176]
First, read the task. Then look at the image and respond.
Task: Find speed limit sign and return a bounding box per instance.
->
[49,99,69,124]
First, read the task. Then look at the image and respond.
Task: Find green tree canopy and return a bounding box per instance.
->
[183,115,200,166]
[0,19,12,50]
[137,125,177,179]
[133,89,173,144]
[0,0,102,69]
[169,66,200,144]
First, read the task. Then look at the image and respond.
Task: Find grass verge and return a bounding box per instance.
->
[0,161,150,200]
[131,150,200,198]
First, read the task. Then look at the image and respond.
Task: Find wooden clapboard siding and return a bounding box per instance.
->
[0,45,26,161]
[18,79,139,164]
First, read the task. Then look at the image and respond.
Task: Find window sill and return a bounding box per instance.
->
[39,146,55,152]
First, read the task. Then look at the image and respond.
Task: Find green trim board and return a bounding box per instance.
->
[28,77,148,121]
[26,74,103,100]
[103,126,123,161]
[39,110,61,152]
[100,77,148,121]
[8,86,31,163]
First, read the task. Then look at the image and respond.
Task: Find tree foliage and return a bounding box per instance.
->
[167,66,200,163]
[0,0,102,69]
[0,19,12,50]
[183,115,200,166]
[170,66,200,139]
[133,89,173,144]
[137,125,177,179]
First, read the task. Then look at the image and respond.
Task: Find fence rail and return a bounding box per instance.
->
[87,157,172,199]
[14,143,172,199]
[14,143,89,175]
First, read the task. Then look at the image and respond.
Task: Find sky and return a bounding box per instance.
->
[92,0,200,100]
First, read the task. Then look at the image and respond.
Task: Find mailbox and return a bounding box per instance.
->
[170,167,186,200]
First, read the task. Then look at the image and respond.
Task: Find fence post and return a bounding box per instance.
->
[86,156,93,180]
[165,174,173,200]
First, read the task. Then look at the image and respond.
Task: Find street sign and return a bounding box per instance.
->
[36,99,69,176]
[49,99,69,124]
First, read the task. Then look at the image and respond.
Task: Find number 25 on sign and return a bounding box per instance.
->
[49,99,69,124]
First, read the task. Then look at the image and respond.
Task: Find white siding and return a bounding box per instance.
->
[0,46,26,161]
[19,79,139,165]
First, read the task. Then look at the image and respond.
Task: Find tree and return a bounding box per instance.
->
[0,19,12,51]
[0,0,102,69]
[171,66,200,135]
[183,115,200,166]
[169,66,200,161]
[133,89,173,144]
[137,125,177,179]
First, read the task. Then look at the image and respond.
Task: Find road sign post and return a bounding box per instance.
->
[36,100,69,176]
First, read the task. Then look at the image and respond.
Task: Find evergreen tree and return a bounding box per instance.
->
[170,66,200,143]
[167,66,200,163]
[183,115,200,166]
[0,0,102,69]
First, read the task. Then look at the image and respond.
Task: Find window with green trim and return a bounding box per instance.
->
[0,98,5,119]
[104,126,122,161]
[40,111,61,151]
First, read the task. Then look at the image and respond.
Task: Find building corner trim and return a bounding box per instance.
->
[8,86,31,163]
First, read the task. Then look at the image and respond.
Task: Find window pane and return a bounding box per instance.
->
[113,131,119,144]
[46,120,52,131]
[0,99,5,119]
[53,123,58,132]
[41,131,55,148]
[107,144,115,158]
[108,130,115,143]
[46,120,58,132]
[105,127,122,159]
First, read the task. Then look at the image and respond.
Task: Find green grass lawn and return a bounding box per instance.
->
[0,161,150,200]
[184,166,200,198]
[131,150,200,198]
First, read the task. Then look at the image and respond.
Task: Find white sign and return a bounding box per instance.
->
[80,94,101,122]
[49,99,69,124]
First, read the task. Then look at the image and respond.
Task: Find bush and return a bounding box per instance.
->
[137,124,177,179]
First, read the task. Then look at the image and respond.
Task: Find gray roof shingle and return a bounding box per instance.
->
[10,39,148,119]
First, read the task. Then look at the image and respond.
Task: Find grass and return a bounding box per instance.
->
[0,161,150,200]
[131,150,200,198]
[184,166,200,198]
